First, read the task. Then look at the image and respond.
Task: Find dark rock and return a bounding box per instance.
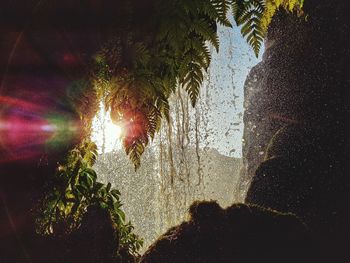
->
[242,2,349,260]
[242,0,349,237]
[140,201,313,263]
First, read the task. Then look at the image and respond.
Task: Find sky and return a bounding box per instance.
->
[186,19,262,158]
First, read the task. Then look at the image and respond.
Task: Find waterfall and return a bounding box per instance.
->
[91,20,260,251]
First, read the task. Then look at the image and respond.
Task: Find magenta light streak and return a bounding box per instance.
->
[0,95,77,163]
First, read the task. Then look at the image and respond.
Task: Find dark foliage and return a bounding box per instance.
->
[32,206,136,263]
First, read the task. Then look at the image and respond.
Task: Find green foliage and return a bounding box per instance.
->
[231,0,304,57]
[34,1,307,259]
[66,78,99,135]
[91,0,305,169]
[262,0,304,31]
[232,0,266,57]
[36,140,143,257]
[95,0,230,169]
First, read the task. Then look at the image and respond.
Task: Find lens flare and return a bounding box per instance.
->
[0,95,79,163]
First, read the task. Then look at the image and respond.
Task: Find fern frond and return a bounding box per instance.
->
[211,0,232,27]
[156,94,171,122]
[123,138,145,171]
[191,18,220,52]
[232,0,265,57]
[187,40,212,70]
[180,60,203,107]
[232,0,247,20]
[146,106,162,139]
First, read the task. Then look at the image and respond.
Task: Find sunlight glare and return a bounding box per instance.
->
[105,121,122,140]
[91,103,123,153]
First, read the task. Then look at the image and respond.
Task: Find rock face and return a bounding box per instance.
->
[242,0,349,257]
[241,9,317,184]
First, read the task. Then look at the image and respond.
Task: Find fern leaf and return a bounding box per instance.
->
[190,40,212,69]
[232,0,248,22]
[211,0,232,27]
[181,61,203,107]
[191,18,220,52]
[146,106,162,140]
[232,0,265,57]
[156,94,171,122]
[124,138,145,170]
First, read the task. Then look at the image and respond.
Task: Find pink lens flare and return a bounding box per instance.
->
[0,95,79,163]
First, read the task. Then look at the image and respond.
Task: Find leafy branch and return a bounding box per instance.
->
[35,140,143,257]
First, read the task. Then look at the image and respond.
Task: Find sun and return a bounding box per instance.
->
[104,121,122,140]
[91,105,123,153]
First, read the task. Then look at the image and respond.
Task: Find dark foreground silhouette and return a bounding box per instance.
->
[29,205,136,263]
[140,201,313,263]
